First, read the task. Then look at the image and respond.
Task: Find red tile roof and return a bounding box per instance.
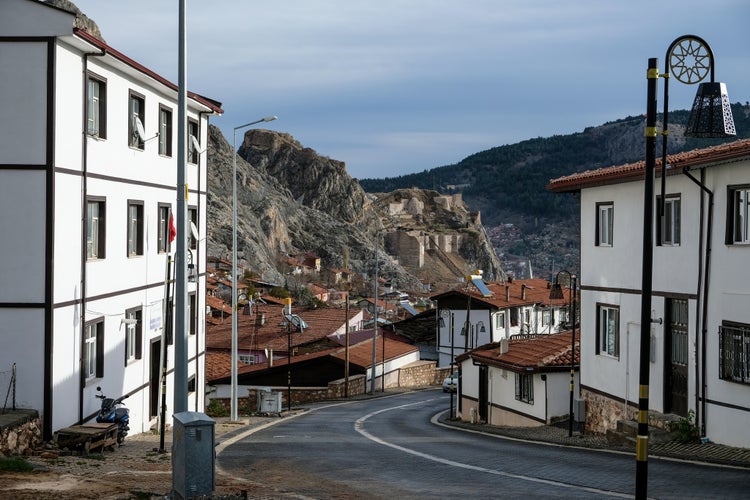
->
[330,336,419,369]
[432,278,570,309]
[547,138,750,193]
[206,303,361,353]
[460,331,579,373]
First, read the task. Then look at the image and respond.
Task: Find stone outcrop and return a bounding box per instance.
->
[207,127,504,293]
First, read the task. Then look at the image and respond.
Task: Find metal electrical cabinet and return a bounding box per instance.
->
[172,411,215,499]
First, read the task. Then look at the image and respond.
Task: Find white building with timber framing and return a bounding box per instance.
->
[548,139,750,448]
[0,0,222,439]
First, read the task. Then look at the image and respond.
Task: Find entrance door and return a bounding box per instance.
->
[664,299,688,417]
[150,339,161,418]
[478,365,488,422]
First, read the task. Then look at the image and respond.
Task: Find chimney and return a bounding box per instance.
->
[498,338,509,354]
[521,284,526,301]
[505,285,510,302]
[267,348,273,368]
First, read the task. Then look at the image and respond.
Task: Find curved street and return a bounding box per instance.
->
[218,390,749,499]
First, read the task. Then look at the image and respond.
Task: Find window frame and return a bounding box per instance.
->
[127,200,144,257]
[86,196,106,260]
[124,307,143,364]
[188,206,198,250]
[657,195,681,246]
[158,104,173,157]
[157,203,172,254]
[515,372,534,404]
[494,311,505,330]
[719,320,750,385]
[128,90,146,150]
[596,202,614,247]
[726,185,750,245]
[189,292,196,336]
[596,303,620,358]
[188,119,200,164]
[84,319,104,381]
[86,72,107,139]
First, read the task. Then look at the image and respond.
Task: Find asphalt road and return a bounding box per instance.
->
[218,390,750,499]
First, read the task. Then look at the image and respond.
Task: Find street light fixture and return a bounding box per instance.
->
[636,36,734,499]
[231,115,277,422]
[549,270,576,438]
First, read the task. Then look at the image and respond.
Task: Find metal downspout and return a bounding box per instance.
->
[683,167,712,437]
[79,49,105,425]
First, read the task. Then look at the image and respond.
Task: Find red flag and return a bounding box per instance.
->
[169,213,176,244]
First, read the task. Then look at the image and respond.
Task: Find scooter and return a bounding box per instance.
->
[95,387,130,445]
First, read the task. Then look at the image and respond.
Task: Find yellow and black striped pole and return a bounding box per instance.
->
[635,57,659,499]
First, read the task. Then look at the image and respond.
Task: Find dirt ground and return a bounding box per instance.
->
[0,417,304,499]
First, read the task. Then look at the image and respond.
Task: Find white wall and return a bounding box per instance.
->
[0,41,48,165]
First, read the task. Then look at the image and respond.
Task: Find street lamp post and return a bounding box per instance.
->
[231,115,277,422]
[440,310,455,419]
[549,270,576,437]
[636,36,734,499]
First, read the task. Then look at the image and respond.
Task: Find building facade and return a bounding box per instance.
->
[0,0,222,438]
[433,278,572,370]
[548,139,750,447]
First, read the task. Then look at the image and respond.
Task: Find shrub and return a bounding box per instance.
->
[0,456,33,472]
[669,410,700,443]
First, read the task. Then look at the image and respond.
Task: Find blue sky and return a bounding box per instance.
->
[70,0,750,180]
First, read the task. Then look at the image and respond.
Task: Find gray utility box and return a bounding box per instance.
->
[573,399,587,423]
[258,390,283,414]
[172,411,215,500]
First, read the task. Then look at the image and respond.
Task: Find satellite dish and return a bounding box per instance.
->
[134,116,146,142]
[190,221,199,241]
[190,135,204,154]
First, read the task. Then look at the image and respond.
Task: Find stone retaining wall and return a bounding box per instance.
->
[0,410,42,456]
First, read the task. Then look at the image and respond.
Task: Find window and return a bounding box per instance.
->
[188,119,200,164]
[596,202,614,246]
[597,304,620,357]
[515,373,533,404]
[495,312,505,330]
[719,321,750,384]
[87,197,106,259]
[127,201,144,256]
[510,307,519,327]
[657,195,681,246]
[157,204,172,253]
[86,73,106,138]
[188,206,198,250]
[125,308,142,364]
[239,354,256,365]
[189,292,196,336]
[84,320,104,380]
[727,185,750,244]
[542,309,554,327]
[128,91,145,149]
[158,105,173,156]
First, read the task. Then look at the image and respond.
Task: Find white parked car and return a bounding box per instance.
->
[442,371,458,393]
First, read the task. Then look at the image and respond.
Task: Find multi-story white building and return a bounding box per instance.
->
[0,0,222,439]
[548,139,750,447]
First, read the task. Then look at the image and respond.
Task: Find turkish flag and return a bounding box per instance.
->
[169,213,176,244]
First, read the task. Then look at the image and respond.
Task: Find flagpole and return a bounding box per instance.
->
[159,214,176,452]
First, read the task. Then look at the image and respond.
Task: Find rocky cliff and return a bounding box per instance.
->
[207,126,504,293]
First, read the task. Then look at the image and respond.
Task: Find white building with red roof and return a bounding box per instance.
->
[548,138,750,447]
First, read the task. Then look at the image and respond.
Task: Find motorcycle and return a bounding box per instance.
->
[95,386,130,445]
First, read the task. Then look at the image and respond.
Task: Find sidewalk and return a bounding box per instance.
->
[438,413,750,469]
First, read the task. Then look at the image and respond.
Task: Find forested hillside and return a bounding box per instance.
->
[360,104,750,227]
